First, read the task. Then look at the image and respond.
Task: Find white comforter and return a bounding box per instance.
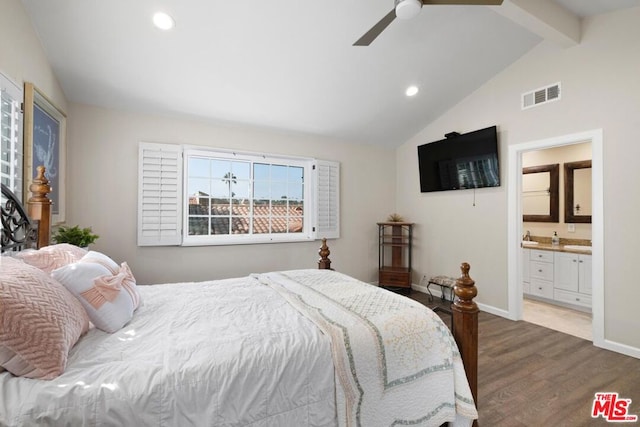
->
[0,269,477,427]
[0,274,336,426]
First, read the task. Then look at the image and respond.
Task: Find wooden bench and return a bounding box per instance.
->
[425,275,457,302]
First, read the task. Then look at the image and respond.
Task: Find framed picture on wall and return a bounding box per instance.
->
[23,82,66,224]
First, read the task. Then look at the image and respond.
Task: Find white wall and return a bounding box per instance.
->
[6,0,638,350]
[0,0,67,114]
[66,104,395,284]
[2,0,395,286]
[396,7,640,349]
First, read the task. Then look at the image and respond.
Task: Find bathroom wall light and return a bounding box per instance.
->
[153,12,175,30]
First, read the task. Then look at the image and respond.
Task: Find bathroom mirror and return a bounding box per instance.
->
[564,160,592,223]
[522,163,559,222]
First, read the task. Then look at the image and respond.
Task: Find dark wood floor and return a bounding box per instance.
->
[408,291,640,427]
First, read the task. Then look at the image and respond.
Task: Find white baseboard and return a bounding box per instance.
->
[598,339,640,360]
[413,284,512,319]
[413,283,509,316]
[415,284,640,360]
[411,282,429,294]
[476,303,511,319]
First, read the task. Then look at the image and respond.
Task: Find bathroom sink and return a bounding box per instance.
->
[521,241,539,245]
[563,245,592,251]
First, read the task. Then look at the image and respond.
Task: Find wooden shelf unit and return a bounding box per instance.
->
[378,222,413,289]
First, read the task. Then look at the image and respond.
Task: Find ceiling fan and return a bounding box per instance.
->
[353,0,504,46]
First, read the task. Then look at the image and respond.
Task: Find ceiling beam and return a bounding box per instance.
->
[495,0,581,48]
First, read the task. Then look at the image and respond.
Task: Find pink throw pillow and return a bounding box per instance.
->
[0,257,90,379]
[14,244,88,273]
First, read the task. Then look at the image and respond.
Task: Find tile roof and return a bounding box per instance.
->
[188,204,303,235]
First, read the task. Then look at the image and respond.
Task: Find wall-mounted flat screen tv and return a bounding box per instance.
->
[417,125,500,193]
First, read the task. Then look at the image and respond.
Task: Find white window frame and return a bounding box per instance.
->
[138,142,339,246]
[183,147,314,246]
[0,72,24,199]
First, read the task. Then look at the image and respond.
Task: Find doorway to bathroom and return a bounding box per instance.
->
[506,129,604,348]
[520,142,592,340]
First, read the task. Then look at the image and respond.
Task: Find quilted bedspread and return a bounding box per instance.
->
[257,270,478,427]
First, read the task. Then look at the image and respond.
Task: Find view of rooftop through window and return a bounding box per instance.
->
[187,156,304,236]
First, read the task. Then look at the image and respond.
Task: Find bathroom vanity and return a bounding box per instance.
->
[522,243,592,311]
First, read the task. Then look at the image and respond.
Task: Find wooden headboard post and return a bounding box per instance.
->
[27,166,52,248]
[451,262,479,415]
[318,238,332,270]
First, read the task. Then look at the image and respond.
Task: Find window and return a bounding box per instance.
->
[184,149,312,245]
[138,142,339,246]
[0,72,23,199]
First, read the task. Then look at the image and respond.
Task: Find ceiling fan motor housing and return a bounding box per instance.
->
[395,0,422,19]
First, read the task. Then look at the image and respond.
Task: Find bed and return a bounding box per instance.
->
[1,170,479,426]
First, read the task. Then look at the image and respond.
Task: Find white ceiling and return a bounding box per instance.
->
[555,0,639,17]
[19,0,639,147]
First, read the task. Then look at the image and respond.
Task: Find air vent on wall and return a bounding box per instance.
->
[522,82,561,110]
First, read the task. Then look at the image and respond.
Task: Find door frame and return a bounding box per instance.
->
[506,129,604,348]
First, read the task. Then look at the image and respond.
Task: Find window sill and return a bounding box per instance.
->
[181,234,315,246]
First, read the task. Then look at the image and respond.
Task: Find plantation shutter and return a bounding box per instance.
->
[0,72,23,199]
[315,159,340,239]
[137,142,182,246]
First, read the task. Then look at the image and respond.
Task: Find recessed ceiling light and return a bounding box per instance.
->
[405,85,419,97]
[153,12,175,30]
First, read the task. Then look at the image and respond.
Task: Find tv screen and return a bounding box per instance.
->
[417,126,500,193]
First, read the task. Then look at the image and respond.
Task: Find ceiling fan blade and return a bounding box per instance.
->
[421,0,503,5]
[353,9,396,46]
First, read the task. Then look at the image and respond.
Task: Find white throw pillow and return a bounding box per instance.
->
[52,252,141,333]
[79,251,140,309]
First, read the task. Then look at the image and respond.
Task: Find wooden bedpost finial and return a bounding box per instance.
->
[453,262,478,311]
[318,238,332,270]
[29,166,52,203]
[27,166,52,248]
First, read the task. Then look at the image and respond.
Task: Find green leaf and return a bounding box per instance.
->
[52,225,99,247]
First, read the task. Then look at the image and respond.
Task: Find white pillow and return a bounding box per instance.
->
[81,250,119,274]
[52,252,141,333]
[79,251,140,309]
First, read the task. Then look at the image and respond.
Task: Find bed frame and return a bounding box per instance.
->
[3,169,479,412]
[1,166,52,252]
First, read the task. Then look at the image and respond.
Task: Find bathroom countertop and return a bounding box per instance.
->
[521,241,592,255]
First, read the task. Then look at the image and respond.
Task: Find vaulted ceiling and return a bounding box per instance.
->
[20,0,639,147]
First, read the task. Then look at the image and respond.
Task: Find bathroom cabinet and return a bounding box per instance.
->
[522,248,592,310]
[553,252,592,308]
[528,249,554,300]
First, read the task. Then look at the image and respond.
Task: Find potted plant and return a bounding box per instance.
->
[52,225,99,248]
[387,213,405,222]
